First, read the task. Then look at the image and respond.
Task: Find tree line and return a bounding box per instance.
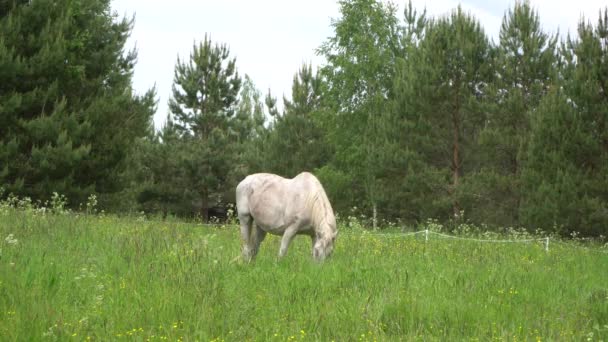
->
[1,0,607,237]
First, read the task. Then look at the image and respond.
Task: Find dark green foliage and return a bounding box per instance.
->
[127,119,193,216]
[519,90,598,234]
[318,0,403,224]
[232,75,268,179]
[169,35,241,136]
[261,64,330,178]
[166,35,241,220]
[520,9,608,236]
[2,0,607,237]
[0,0,155,207]
[393,6,492,222]
[463,1,557,228]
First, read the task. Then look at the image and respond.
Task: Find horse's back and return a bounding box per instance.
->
[236,172,322,232]
[292,172,324,191]
[236,173,282,212]
[236,174,290,227]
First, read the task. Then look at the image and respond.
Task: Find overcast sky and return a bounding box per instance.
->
[110,0,607,129]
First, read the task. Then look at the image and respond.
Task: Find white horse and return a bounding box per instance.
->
[236,172,338,262]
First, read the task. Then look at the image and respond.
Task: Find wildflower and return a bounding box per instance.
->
[4,234,18,245]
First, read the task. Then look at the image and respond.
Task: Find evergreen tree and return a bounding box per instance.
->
[519,90,597,235]
[521,9,608,236]
[128,116,194,217]
[262,63,330,178]
[393,6,492,222]
[0,0,155,206]
[464,1,557,227]
[168,35,241,220]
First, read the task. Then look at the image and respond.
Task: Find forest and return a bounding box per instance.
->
[1,0,607,237]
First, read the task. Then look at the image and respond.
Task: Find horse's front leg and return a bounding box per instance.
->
[278,225,298,258]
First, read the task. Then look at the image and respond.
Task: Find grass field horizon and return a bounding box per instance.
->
[1,201,607,341]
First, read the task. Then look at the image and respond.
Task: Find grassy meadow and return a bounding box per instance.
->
[1,204,607,341]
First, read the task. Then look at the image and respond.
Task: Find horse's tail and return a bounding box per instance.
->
[236,177,253,218]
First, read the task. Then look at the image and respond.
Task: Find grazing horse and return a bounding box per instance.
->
[236,172,338,262]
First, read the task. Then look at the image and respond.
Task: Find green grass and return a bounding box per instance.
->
[1,207,607,341]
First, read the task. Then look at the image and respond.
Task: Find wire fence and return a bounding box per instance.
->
[340,229,608,255]
[551,239,608,255]
[153,220,607,255]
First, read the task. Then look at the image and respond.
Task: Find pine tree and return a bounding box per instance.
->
[131,117,193,216]
[520,8,608,236]
[168,35,241,220]
[261,63,329,178]
[465,1,557,227]
[393,6,492,223]
[0,0,155,206]
[520,89,596,235]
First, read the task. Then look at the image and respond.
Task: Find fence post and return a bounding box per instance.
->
[425,229,429,242]
[545,237,549,252]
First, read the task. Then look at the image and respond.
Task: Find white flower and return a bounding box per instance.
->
[5,234,18,245]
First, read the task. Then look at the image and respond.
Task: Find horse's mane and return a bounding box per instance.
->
[309,186,336,236]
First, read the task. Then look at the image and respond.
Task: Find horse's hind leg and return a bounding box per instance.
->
[278,225,299,258]
[239,213,254,262]
[249,224,267,259]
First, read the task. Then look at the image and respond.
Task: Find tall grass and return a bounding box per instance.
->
[0,203,607,341]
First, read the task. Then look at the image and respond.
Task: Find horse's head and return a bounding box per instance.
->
[313,223,338,262]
